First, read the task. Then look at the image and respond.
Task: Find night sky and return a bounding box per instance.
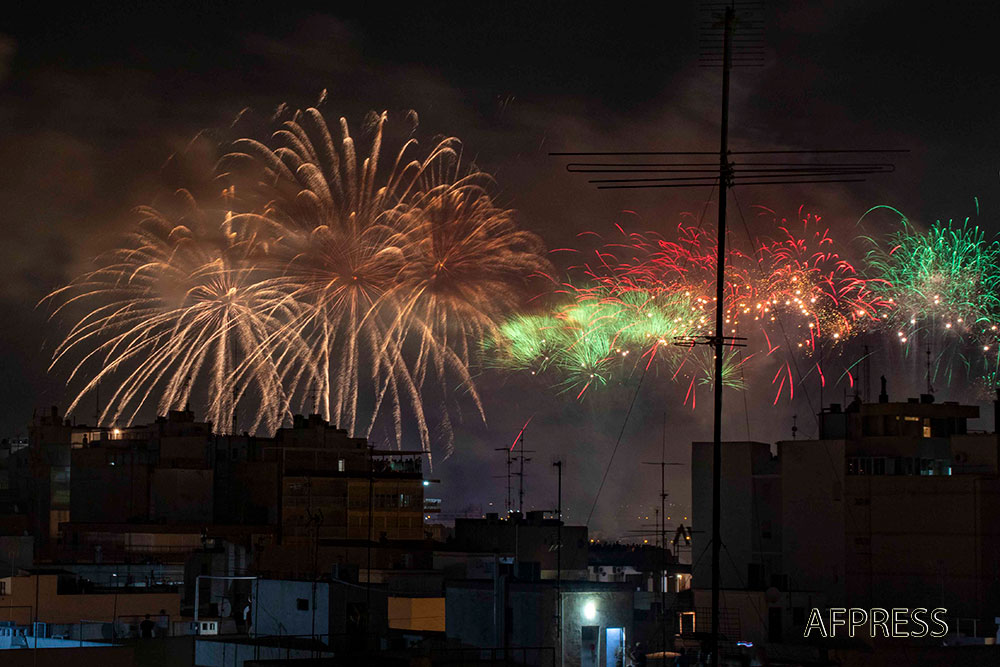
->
[2,2,999,536]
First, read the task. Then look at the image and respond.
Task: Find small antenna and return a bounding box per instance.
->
[926,345,934,395]
[493,448,514,515]
[791,414,798,440]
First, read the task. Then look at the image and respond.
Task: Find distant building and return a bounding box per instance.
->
[691,384,1000,646]
[5,405,431,592]
[0,569,179,641]
[451,512,589,581]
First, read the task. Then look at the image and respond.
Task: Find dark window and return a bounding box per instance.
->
[768,607,783,642]
[793,606,806,626]
[847,458,859,475]
[296,598,309,611]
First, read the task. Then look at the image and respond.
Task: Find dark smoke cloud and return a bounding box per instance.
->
[1,2,999,536]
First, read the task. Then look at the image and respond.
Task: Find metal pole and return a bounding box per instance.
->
[661,413,667,654]
[711,7,734,667]
[553,460,562,649]
[254,578,259,661]
[366,446,374,652]
[518,434,525,515]
[507,450,512,515]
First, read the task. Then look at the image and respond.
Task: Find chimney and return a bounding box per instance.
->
[879,376,889,403]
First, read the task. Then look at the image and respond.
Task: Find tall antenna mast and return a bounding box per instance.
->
[709,8,734,663]
[517,433,532,514]
[641,411,684,656]
[496,416,536,517]
[550,2,904,662]
[493,448,514,515]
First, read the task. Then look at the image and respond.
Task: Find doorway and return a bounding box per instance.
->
[606,626,625,666]
[581,625,599,667]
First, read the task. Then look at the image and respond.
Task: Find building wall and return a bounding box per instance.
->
[453,519,589,575]
[0,646,135,667]
[254,579,330,640]
[446,583,635,667]
[70,448,151,523]
[388,596,445,632]
[779,438,846,602]
[692,441,771,590]
[0,574,179,625]
[559,590,634,667]
[150,468,213,522]
[844,474,1000,615]
[445,585,500,648]
[194,639,332,667]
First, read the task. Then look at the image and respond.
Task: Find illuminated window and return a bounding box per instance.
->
[337,459,345,472]
[679,611,697,634]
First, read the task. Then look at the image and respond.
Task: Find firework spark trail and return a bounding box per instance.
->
[492,202,1000,405]
[45,193,308,434]
[489,209,895,404]
[224,107,551,456]
[49,106,551,458]
[860,204,1000,392]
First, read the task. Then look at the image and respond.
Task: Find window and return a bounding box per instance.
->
[923,418,932,438]
[338,459,345,472]
[296,598,309,611]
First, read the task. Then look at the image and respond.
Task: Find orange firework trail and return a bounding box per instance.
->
[47,105,551,458]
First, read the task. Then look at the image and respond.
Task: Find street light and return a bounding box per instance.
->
[583,600,597,621]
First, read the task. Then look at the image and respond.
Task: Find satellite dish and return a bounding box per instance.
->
[219,598,233,618]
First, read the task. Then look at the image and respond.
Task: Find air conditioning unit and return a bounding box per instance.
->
[191,621,218,636]
[954,451,969,463]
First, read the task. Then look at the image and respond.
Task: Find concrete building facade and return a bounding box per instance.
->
[692,388,1000,645]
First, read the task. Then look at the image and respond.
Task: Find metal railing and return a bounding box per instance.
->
[429,646,556,666]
